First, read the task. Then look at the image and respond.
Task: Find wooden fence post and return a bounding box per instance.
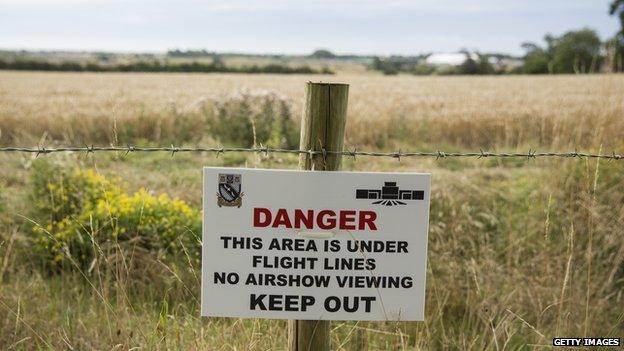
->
[287,81,349,351]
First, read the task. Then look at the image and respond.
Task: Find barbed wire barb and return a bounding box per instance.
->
[349,147,357,161]
[393,149,402,162]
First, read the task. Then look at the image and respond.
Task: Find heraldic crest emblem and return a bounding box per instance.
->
[217,173,243,207]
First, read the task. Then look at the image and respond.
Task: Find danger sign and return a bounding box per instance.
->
[201,168,431,321]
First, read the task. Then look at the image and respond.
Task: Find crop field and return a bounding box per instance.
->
[0,71,623,350]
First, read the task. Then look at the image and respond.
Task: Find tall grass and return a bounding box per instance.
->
[0,154,622,349]
[0,72,623,349]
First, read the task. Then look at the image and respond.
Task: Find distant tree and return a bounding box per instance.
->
[368,54,433,74]
[543,34,557,54]
[519,29,602,74]
[520,42,543,55]
[610,0,624,36]
[458,51,479,75]
[371,56,383,71]
[609,1,624,71]
[370,56,398,75]
[550,29,602,73]
[168,49,183,57]
[477,53,496,74]
[457,50,494,75]
[520,42,550,74]
[309,49,336,59]
[167,49,212,57]
[523,52,550,74]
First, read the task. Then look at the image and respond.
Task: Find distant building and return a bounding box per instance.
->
[426,53,476,66]
[425,52,523,73]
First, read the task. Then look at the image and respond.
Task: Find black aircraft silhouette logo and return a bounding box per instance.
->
[356,182,424,206]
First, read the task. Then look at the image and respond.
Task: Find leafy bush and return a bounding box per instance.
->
[30,161,201,270]
[31,160,119,223]
[204,90,298,148]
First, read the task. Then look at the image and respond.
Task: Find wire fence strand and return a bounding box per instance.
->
[0,145,622,161]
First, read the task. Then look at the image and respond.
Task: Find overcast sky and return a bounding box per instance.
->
[0,0,619,55]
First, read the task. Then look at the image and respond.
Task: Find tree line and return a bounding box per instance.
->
[0,58,334,75]
[372,28,621,75]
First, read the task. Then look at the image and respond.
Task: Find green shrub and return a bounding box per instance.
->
[204,90,298,148]
[31,160,119,223]
[30,162,201,270]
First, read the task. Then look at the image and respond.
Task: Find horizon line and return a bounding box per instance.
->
[0,47,524,58]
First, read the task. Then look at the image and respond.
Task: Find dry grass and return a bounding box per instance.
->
[0,71,623,350]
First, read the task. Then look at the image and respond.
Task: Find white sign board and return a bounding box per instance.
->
[202,167,431,321]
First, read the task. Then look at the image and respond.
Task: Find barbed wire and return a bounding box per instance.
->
[0,145,622,161]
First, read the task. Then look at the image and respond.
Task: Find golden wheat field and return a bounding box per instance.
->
[1,71,624,149]
[0,71,623,350]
